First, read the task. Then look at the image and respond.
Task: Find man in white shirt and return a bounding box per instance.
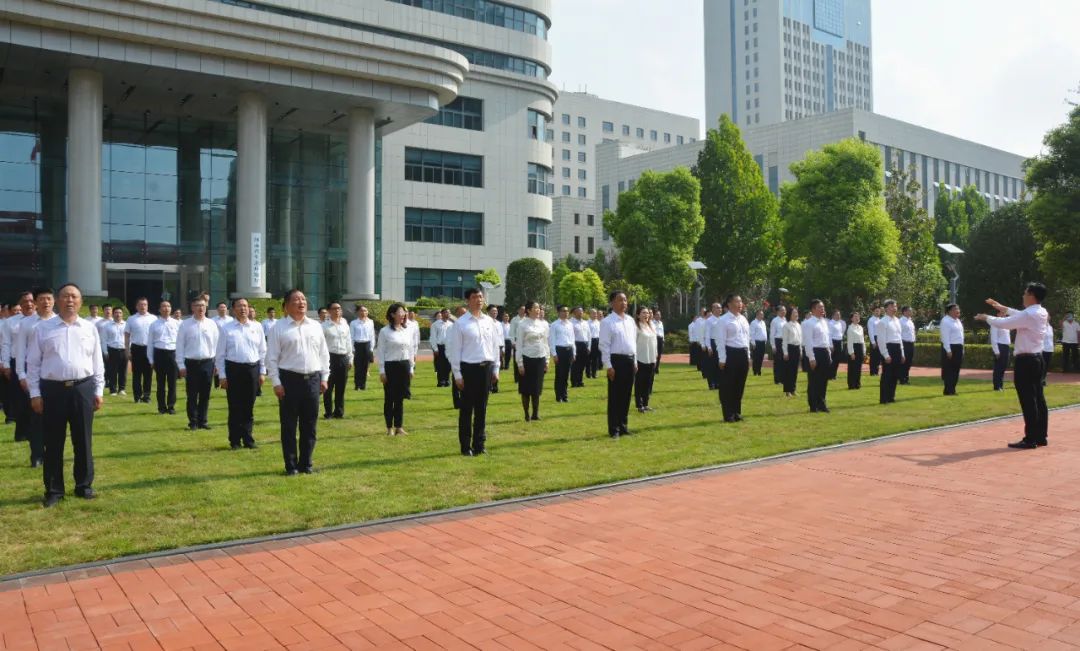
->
[95,305,112,393]
[570,306,590,388]
[210,302,234,388]
[589,309,603,378]
[103,307,128,396]
[703,303,723,390]
[262,307,278,339]
[1061,312,1078,373]
[939,304,965,396]
[124,297,156,404]
[876,300,904,404]
[27,283,104,507]
[827,309,846,380]
[404,310,420,399]
[487,306,504,393]
[428,309,450,387]
[990,314,1011,391]
[715,295,752,422]
[548,306,575,403]
[147,301,180,415]
[508,305,526,383]
[1042,321,1054,387]
[689,308,705,375]
[446,288,501,456]
[976,282,1050,449]
[322,302,353,419]
[866,306,883,376]
[750,309,769,377]
[177,298,219,430]
[267,289,330,474]
[350,304,375,390]
[446,306,467,409]
[3,292,33,428]
[802,299,833,413]
[16,287,57,467]
[217,298,266,450]
[899,306,917,385]
[600,291,637,438]
[770,305,787,385]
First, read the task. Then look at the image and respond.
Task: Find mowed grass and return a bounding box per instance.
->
[1,360,1078,575]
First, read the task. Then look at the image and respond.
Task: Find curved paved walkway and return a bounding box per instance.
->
[3,409,1080,650]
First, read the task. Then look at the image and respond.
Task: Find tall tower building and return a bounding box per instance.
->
[705,0,872,130]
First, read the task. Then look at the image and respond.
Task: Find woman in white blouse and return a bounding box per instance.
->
[781,307,802,397]
[377,304,415,436]
[514,301,550,422]
[634,307,658,412]
[846,312,865,390]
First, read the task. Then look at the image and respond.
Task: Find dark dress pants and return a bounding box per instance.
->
[324,353,348,417]
[1013,354,1048,444]
[1062,342,1078,372]
[458,361,493,454]
[554,346,572,401]
[808,347,831,411]
[783,345,801,394]
[502,339,513,370]
[773,338,784,384]
[40,377,95,499]
[589,338,601,377]
[434,344,450,386]
[992,344,1010,390]
[1042,352,1052,385]
[607,354,635,436]
[225,361,258,447]
[941,344,964,395]
[689,342,700,368]
[900,341,915,384]
[708,340,720,389]
[572,342,589,386]
[880,343,902,403]
[130,344,151,401]
[382,360,409,429]
[107,347,127,393]
[869,340,881,376]
[153,349,177,411]
[9,360,29,441]
[751,340,766,376]
[634,362,655,409]
[847,343,864,389]
[830,339,843,379]
[184,358,213,427]
[719,348,749,421]
[353,341,372,389]
[656,336,664,374]
[278,370,320,472]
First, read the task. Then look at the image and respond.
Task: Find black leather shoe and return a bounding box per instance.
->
[531,415,540,421]
[620,429,632,436]
[609,432,620,439]
[188,424,197,431]
[244,441,258,449]
[43,494,63,508]
[333,413,344,419]
[30,459,43,468]
[284,469,299,476]
[461,450,473,456]
[199,424,212,430]
[733,414,744,421]
[230,443,242,450]
[167,408,176,415]
[158,408,167,414]
[1036,441,1048,447]
[323,414,332,420]
[75,488,96,499]
[300,467,317,474]
[1008,440,1037,449]
[818,407,830,414]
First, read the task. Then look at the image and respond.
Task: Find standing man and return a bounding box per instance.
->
[429,308,450,387]
[770,305,787,385]
[802,299,833,413]
[267,289,330,475]
[210,302,234,388]
[1062,312,1079,373]
[27,283,104,507]
[589,309,602,378]
[600,291,637,438]
[991,315,1011,391]
[95,306,112,394]
[322,302,352,419]
[404,310,420,399]
[696,307,712,378]
[487,306,503,393]
[653,309,665,374]
[688,309,702,370]
[446,288,501,456]
[2,292,33,430]
[176,298,219,430]
[447,306,466,409]
[1042,321,1054,387]
[262,307,278,339]
[103,307,128,396]
[975,283,1049,448]
[500,312,513,371]
[217,298,266,449]
[715,295,751,422]
[899,306,917,385]
[350,304,375,390]
[318,307,329,323]
[124,297,156,403]
[16,287,57,467]
[867,306,883,376]
[147,301,180,415]
[704,303,723,390]
[939,303,965,396]
[548,306,575,403]
[828,309,846,380]
[750,309,768,376]
[876,300,904,404]
[509,305,526,383]
[570,306,590,388]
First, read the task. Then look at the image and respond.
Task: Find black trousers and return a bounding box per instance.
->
[572,342,589,386]
[847,343,864,389]
[107,347,127,393]
[130,344,152,401]
[184,358,213,427]
[707,340,720,389]
[1062,343,1078,372]
[941,344,964,395]
[783,345,800,393]
[1042,352,1052,385]
[656,337,664,373]
[880,342,903,403]
[502,339,513,370]
[1014,354,1048,444]
[900,341,915,384]
[382,360,409,429]
[434,344,450,386]
[993,344,1010,390]
[278,369,320,472]
[153,349,177,411]
[634,362,655,409]
[807,347,831,411]
[589,338,601,377]
[607,354,635,435]
[689,342,700,368]
[751,340,767,375]
[324,353,348,417]
[225,361,258,446]
[773,338,784,384]
[458,361,493,454]
[869,340,880,376]
[353,341,372,389]
[830,339,844,380]
[554,346,572,401]
[719,348,749,421]
[102,349,112,393]
[9,360,29,441]
[41,377,95,499]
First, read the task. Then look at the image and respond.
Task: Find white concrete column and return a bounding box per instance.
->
[67,69,106,296]
[343,107,379,300]
[233,91,271,298]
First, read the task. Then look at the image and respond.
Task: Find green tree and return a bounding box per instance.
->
[604,279,653,309]
[1025,104,1080,286]
[883,162,947,313]
[581,268,607,307]
[692,114,783,296]
[504,258,552,311]
[588,248,620,282]
[959,202,1043,318]
[558,272,592,309]
[551,260,571,305]
[560,254,585,272]
[475,267,502,287]
[933,183,967,249]
[603,167,704,299]
[780,138,900,309]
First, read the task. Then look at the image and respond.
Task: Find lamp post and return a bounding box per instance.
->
[688,261,707,315]
[936,243,965,306]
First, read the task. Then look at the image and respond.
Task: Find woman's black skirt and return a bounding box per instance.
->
[518,355,547,396]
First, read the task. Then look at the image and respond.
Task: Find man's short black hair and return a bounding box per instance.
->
[1025,282,1047,303]
[608,290,626,302]
[283,289,304,306]
[945,303,958,313]
[882,299,897,309]
[464,287,482,300]
[809,298,824,310]
[32,286,55,299]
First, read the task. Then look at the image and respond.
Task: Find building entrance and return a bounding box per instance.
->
[105,264,207,313]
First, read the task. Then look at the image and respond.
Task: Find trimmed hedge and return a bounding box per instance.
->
[913,343,1065,370]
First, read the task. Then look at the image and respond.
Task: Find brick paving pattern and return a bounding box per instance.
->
[3,407,1080,650]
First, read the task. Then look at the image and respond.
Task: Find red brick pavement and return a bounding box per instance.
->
[4,408,1080,650]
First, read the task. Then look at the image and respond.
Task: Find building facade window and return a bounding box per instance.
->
[574,213,580,225]
[650,130,658,141]
[677,135,684,145]
[404,268,478,301]
[574,235,580,254]
[602,121,614,133]
[622,125,630,136]
[405,148,482,187]
[561,184,570,196]
[587,236,594,254]
[562,149,571,161]
[527,109,547,141]
[424,95,483,130]
[587,214,594,226]
[601,184,610,211]
[527,217,548,249]
[404,208,483,244]
[562,167,570,178]
[577,116,586,128]
[664,132,671,143]
[577,186,587,198]
[561,131,570,143]
[577,134,586,145]
[561,113,570,125]
[636,127,644,138]
[387,0,549,39]
[527,163,552,196]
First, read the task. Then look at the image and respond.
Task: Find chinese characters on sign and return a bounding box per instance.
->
[251,232,263,288]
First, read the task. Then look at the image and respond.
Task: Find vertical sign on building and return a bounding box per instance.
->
[251,232,263,288]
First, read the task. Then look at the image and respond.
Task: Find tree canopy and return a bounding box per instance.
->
[883,162,947,314]
[1025,104,1080,286]
[959,201,1042,318]
[558,270,605,309]
[504,258,551,310]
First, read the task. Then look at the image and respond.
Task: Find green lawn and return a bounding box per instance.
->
[1,361,1078,576]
